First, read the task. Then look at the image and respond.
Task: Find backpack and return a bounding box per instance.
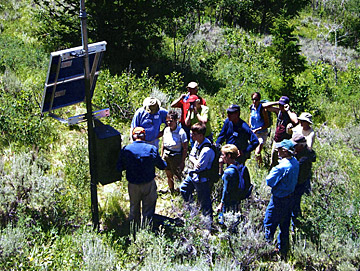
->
[196,142,221,190]
[228,164,253,200]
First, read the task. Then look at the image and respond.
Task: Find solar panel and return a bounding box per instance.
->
[41,41,106,114]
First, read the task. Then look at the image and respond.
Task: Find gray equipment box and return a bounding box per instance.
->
[94,120,122,185]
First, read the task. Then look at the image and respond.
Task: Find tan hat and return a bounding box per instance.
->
[132,127,146,136]
[143,97,160,113]
[298,112,313,124]
[187,82,198,89]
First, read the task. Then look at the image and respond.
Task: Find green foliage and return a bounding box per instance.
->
[32,0,80,52]
[0,224,29,265]
[93,69,186,127]
[1,0,360,269]
[93,69,160,125]
[311,0,360,50]
[294,125,360,268]
[0,151,64,227]
[77,231,120,270]
[210,0,310,33]
[0,33,58,149]
[268,15,309,112]
[269,16,307,87]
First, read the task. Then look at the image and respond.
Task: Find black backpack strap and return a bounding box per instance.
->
[196,142,212,157]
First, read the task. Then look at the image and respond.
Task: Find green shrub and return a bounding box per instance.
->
[0,224,30,267]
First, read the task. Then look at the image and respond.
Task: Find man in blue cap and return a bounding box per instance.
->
[263,139,299,258]
[216,104,259,165]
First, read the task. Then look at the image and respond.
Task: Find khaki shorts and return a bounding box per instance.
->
[163,152,183,179]
[255,131,268,145]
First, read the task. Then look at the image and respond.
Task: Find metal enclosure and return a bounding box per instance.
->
[94,120,122,185]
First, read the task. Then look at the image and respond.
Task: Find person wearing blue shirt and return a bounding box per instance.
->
[117,127,167,225]
[131,97,168,148]
[216,104,259,165]
[263,139,299,258]
[180,122,215,218]
[249,92,270,166]
[216,144,251,213]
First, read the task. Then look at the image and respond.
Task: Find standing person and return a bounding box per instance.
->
[161,111,188,194]
[291,134,316,227]
[171,82,206,140]
[291,112,315,150]
[179,123,214,218]
[216,104,259,165]
[185,95,213,144]
[216,144,251,213]
[263,139,299,258]
[131,97,168,148]
[262,96,298,168]
[249,92,270,166]
[117,127,167,225]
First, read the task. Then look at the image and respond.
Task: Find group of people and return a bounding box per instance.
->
[117,81,316,257]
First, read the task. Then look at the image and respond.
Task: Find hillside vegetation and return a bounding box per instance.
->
[1,0,360,270]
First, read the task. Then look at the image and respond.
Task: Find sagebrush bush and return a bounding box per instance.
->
[77,231,120,271]
[0,224,29,261]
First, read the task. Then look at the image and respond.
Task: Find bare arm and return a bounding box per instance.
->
[195,104,208,123]
[262,108,270,129]
[185,107,192,127]
[284,104,298,125]
[261,101,279,108]
[171,94,187,107]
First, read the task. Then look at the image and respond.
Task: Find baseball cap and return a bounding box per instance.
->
[226,104,240,113]
[187,82,198,89]
[132,127,146,136]
[275,139,295,151]
[279,96,290,105]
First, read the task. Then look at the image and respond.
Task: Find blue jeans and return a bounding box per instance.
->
[292,178,311,227]
[180,175,213,218]
[264,194,294,254]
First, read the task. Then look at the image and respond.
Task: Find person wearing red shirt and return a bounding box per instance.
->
[171,82,206,140]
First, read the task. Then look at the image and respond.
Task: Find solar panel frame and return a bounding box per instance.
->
[40,41,107,114]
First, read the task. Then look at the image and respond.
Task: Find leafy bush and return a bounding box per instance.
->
[0,149,90,229]
[0,224,30,267]
[77,231,120,271]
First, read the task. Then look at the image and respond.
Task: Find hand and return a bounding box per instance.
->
[180,93,187,99]
[284,104,290,111]
[216,203,223,213]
